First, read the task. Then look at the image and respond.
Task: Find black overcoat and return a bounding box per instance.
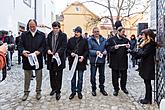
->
[19,30,46,70]
[137,41,156,80]
[106,35,129,70]
[46,31,67,70]
[67,36,88,70]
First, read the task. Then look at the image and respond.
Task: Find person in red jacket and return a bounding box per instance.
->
[0,43,7,70]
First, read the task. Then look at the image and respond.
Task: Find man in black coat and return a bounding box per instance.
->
[106,27,130,96]
[46,21,67,100]
[67,26,88,100]
[19,19,46,101]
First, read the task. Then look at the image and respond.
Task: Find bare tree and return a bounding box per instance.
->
[82,0,151,30]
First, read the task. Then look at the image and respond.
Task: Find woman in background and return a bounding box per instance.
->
[134,29,156,104]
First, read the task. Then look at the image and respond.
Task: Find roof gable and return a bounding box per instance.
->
[62,1,99,18]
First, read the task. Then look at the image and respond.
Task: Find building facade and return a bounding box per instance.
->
[0,0,56,37]
[60,1,149,38]
[61,1,99,38]
[0,0,34,36]
[150,0,156,29]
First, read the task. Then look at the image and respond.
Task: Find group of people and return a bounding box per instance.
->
[0,19,157,105]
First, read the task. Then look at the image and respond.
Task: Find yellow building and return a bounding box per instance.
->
[60,1,148,38]
[61,1,100,38]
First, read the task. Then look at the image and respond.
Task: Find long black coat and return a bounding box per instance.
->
[106,35,129,70]
[67,36,88,70]
[19,30,46,70]
[46,31,67,70]
[136,41,156,80]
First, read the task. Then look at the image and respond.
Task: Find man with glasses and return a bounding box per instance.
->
[88,27,108,96]
[106,26,130,96]
[46,21,67,100]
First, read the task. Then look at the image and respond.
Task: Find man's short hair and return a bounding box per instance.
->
[52,21,61,28]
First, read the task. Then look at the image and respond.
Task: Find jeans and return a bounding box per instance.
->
[71,70,84,93]
[90,64,105,91]
[6,51,11,68]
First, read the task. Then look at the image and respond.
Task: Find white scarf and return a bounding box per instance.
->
[28,53,39,69]
[68,54,79,80]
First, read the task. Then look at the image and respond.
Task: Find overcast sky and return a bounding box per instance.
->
[54,0,149,16]
[54,0,108,16]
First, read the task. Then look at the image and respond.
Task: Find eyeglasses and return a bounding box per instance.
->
[53,27,59,29]
[93,31,99,33]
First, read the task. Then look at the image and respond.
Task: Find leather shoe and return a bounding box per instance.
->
[113,91,118,96]
[36,93,41,100]
[78,93,83,99]
[100,90,108,96]
[69,93,76,100]
[56,93,61,100]
[22,94,29,101]
[140,99,152,104]
[50,90,56,96]
[92,91,96,96]
[122,89,129,94]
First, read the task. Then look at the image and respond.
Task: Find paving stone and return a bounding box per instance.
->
[0,52,159,110]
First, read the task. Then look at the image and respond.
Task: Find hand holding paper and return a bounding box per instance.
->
[53,53,61,66]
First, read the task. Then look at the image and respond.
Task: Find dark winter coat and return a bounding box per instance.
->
[88,35,107,64]
[130,38,137,51]
[135,41,156,80]
[106,35,129,70]
[46,31,67,70]
[19,30,46,70]
[67,36,88,70]
[15,35,21,50]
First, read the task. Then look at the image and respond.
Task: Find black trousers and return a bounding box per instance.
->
[144,79,152,101]
[112,69,127,91]
[18,50,21,63]
[49,69,63,94]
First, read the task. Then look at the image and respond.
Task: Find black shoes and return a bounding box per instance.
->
[49,90,61,100]
[78,93,83,99]
[113,91,119,96]
[92,91,96,96]
[69,93,76,100]
[56,93,61,100]
[140,99,152,104]
[50,90,56,96]
[100,90,108,96]
[122,89,129,94]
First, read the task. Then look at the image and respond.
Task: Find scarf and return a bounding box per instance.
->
[52,32,58,54]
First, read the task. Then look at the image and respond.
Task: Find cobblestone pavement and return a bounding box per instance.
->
[0,52,159,110]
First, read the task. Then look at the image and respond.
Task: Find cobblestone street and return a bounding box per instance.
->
[0,52,159,110]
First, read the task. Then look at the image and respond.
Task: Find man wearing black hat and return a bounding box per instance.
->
[67,26,88,99]
[46,21,67,100]
[106,26,130,96]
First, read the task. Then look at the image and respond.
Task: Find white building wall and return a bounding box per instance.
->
[150,0,156,29]
[0,0,56,36]
[36,0,56,34]
[0,0,34,37]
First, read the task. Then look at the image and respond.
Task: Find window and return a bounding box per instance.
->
[23,0,31,7]
[75,7,80,12]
